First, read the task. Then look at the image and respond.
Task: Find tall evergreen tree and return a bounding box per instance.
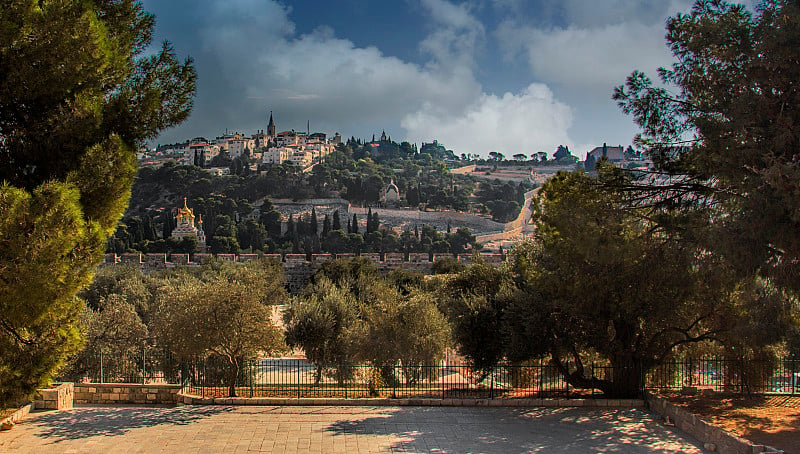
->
[614,0,800,295]
[310,207,318,236]
[322,214,331,238]
[352,214,359,234]
[0,0,195,406]
[332,210,342,231]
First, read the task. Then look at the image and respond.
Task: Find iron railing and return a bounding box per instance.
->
[59,352,800,398]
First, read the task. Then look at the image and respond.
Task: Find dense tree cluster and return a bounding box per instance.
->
[284,258,450,390]
[66,259,287,397]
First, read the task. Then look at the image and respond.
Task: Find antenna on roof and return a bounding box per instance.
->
[307,120,310,135]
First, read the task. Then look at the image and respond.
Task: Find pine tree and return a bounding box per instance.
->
[0,0,195,406]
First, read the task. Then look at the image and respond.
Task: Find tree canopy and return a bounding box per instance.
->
[0,0,195,406]
[506,169,735,397]
[614,0,800,294]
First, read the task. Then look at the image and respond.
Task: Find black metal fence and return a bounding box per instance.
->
[181,359,577,399]
[58,349,181,384]
[59,352,800,398]
[59,349,800,399]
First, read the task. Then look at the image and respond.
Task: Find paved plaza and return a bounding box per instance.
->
[0,405,706,453]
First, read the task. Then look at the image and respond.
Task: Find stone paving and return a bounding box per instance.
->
[0,405,706,453]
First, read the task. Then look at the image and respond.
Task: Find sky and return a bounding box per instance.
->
[141,0,758,159]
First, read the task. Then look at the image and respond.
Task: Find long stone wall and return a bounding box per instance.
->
[102,252,507,293]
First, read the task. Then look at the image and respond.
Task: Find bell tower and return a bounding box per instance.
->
[267,111,276,139]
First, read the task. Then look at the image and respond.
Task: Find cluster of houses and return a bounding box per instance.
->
[148,112,341,171]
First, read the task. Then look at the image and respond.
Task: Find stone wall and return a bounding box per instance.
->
[102,252,507,293]
[73,384,181,405]
[36,383,73,410]
[646,392,784,454]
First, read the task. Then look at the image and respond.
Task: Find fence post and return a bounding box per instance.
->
[100,350,104,383]
[142,347,146,385]
[489,366,494,399]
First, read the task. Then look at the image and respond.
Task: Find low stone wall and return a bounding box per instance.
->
[0,403,34,430]
[645,392,783,454]
[177,392,644,408]
[36,383,73,410]
[74,384,181,405]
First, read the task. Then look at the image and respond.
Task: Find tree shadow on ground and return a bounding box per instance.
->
[324,406,705,453]
[23,405,237,441]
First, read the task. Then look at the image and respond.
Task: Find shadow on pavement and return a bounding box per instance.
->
[23,405,236,441]
[324,406,706,453]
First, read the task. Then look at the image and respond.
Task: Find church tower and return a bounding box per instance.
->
[267,111,276,139]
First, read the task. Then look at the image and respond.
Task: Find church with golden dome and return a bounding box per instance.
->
[171,198,206,250]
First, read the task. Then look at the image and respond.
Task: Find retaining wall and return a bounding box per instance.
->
[177,392,644,408]
[646,392,783,454]
[36,383,73,410]
[73,383,181,405]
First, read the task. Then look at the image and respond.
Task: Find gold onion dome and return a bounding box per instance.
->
[176,197,195,222]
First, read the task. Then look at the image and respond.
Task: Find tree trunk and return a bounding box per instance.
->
[605,355,645,398]
[227,357,239,397]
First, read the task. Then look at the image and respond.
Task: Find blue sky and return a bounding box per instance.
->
[142,0,757,159]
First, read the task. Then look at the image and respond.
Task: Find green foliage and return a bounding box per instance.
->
[0,183,93,405]
[505,170,751,397]
[284,278,360,384]
[359,291,451,385]
[153,260,286,396]
[438,262,510,377]
[0,0,195,406]
[474,179,531,222]
[431,256,465,275]
[314,257,379,300]
[613,0,800,295]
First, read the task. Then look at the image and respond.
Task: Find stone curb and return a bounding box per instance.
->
[176,392,644,408]
[644,392,784,454]
[0,403,34,431]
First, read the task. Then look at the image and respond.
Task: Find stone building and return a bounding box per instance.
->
[381,180,400,205]
[171,198,206,250]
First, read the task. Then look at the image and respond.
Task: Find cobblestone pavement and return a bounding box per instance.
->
[0,405,706,453]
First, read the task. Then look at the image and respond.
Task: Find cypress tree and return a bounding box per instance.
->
[322,214,331,238]
[352,214,359,234]
[332,210,341,231]
[310,207,318,236]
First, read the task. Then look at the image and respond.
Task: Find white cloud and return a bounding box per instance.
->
[497,21,672,93]
[153,0,577,159]
[402,83,574,157]
[418,0,485,68]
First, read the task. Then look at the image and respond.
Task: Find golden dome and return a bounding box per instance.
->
[176,197,195,224]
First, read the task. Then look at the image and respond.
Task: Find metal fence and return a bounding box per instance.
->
[181,359,576,399]
[59,352,800,398]
[58,349,181,384]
